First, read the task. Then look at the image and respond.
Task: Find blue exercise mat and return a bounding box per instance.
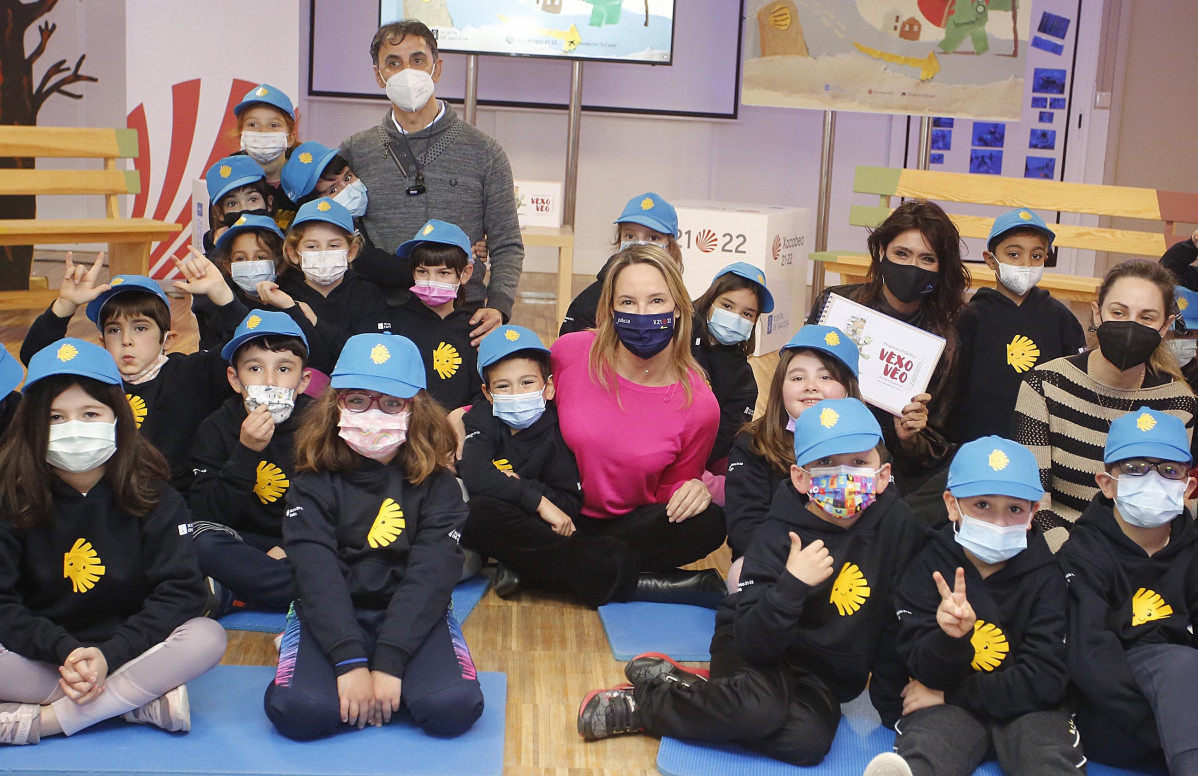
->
[6,665,506,776]
[219,574,492,634]
[597,601,716,661]
[657,693,1162,776]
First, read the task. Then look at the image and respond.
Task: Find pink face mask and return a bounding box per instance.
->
[410,280,458,307]
[337,408,409,460]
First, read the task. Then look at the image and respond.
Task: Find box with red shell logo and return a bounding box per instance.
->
[674,201,811,355]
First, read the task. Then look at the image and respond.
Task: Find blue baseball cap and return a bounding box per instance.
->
[215,213,285,252]
[948,436,1044,502]
[280,141,340,202]
[793,398,882,467]
[85,275,171,327]
[1175,286,1198,332]
[714,262,774,314]
[477,325,550,377]
[233,83,295,119]
[0,346,24,395]
[615,192,678,238]
[331,333,425,399]
[395,219,473,261]
[25,338,122,390]
[291,197,354,235]
[1104,407,1192,465]
[782,325,860,377]
[206,155,265,204]
[987,208,1056,252]
[221,310,309,364]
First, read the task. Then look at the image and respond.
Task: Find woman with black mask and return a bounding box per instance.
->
[806,200,969,525]
[1014,259,1197,550]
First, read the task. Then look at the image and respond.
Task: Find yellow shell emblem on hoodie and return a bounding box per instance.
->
[367,498,406,549]
[829,562,870,616]
[1006,334,1040,374]
[63,538,105,593]
[433,342,462,380]
[971,620,1009,671]
[1132,587,1173,626]
[254,461,290,504]
[126,394,147,428]
[493,458,513,472]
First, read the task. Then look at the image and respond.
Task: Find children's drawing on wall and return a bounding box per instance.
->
[742,0,1029,119]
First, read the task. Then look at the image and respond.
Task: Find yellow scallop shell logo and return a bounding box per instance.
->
[56,343,78,362]
[433,342,462,380]
[770,4,791,30]
[246,314,262,329]
[126,394,147,428]
[1137,413,1157,432]
[1180,297,1190,311]
[234,215,248,226]
[504,329,520,341]
[63,538,105,594]
[317,200,332,212]
[1018,210,1033,220]
[971,620,1009,671]
[367,498,406,548]
[423,223,435,236]
[255,86,270,97]
[829,562,870,616]
[988,449,1009,471]
[1006,334,1040,374]
[1132,587,1173,626]
[254,461,290,504]
[370,344,390,364]
[819,407,839,428]
[640,197,655,211]
[824,331,841,346]
[299,152,313,164]
[493,458,513,472]
[110,277,125,286]
[219,164,232,179]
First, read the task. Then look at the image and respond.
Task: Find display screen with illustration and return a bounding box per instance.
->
[380,0,676,63]
[816,294,946,417]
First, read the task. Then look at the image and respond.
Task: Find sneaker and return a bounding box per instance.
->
[864,752,913,776]
[577,685,641,741]
[202,577,234,619]
[624,652,710,689]
[0,703,40,745]
[123,685,190,733]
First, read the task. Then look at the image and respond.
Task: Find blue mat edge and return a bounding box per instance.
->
[597,601,715,662]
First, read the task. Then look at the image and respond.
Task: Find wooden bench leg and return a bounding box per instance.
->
[107,242,151,277]
[555,242,574,330]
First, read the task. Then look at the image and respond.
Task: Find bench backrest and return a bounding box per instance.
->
[850,166,1198,258]
[0,127,141,219]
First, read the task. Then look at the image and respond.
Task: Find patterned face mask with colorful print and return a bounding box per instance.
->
[803,465,881,520]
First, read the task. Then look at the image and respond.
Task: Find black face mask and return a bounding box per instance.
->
[221,208,269,227]
[880,257,939,303]
[1096,320,1163,371]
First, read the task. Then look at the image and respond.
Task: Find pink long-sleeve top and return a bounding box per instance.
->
[550,331,719,518]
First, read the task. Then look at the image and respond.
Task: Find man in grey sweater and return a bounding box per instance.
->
[341,20,523,344]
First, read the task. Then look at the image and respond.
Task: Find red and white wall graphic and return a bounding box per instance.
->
[124,1,299,279]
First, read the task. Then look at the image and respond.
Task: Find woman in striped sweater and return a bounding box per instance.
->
[1014,259,1197,550]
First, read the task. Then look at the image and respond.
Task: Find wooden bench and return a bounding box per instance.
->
[0,126,181,308]
[810,165,1198,304]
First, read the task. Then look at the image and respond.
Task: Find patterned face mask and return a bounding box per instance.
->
[802,465,881,520]
[337,408,409,460]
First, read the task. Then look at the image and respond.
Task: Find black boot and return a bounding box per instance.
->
[493,563,522,598]
[630,569,727,609]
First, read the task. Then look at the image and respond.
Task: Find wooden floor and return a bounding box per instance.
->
[0,264,734,776]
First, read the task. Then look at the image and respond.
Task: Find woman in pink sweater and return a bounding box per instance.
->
[550,245,727,606]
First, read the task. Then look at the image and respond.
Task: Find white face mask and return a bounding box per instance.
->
[47,420,118,473]
[243,384,297,424]
[230,259,276,296]
[240,131,289,165]
[300,249,349,286]
[333,179,369,218]
[386,69,435,114]
[1115,471,1188,528]
[1170,338,1197,366]
[994,262,1043,297]
[954,507,1028,564]
[619,239,657,252]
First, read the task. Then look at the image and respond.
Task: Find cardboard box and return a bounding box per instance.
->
[514,180,564,228]
[674,201,811,355]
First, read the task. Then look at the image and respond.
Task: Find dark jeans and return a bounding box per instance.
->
[263,602,484,741]
[193,526,295,610]
[1127,642,1198,774]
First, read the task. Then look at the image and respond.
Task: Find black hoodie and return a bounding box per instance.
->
[1057,494,1198,748]
[727,482,921,717]
[559,260,610,336]
[275,268,391,369]
[390,296,484,410]
[951,286,1085,443]
[724,430,789,559]
[692,320,758,467]
[896,522,1069,721]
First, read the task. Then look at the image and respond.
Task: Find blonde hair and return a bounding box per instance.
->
[588,244,704,404]
[282,221,365,271]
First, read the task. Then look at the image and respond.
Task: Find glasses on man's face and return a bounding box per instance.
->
[338,391,408,415]
[1112,458,1191,481]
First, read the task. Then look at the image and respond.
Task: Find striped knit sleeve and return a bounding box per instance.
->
[1013,369,1052,495]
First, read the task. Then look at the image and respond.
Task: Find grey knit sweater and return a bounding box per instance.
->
[340,104,524,318]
